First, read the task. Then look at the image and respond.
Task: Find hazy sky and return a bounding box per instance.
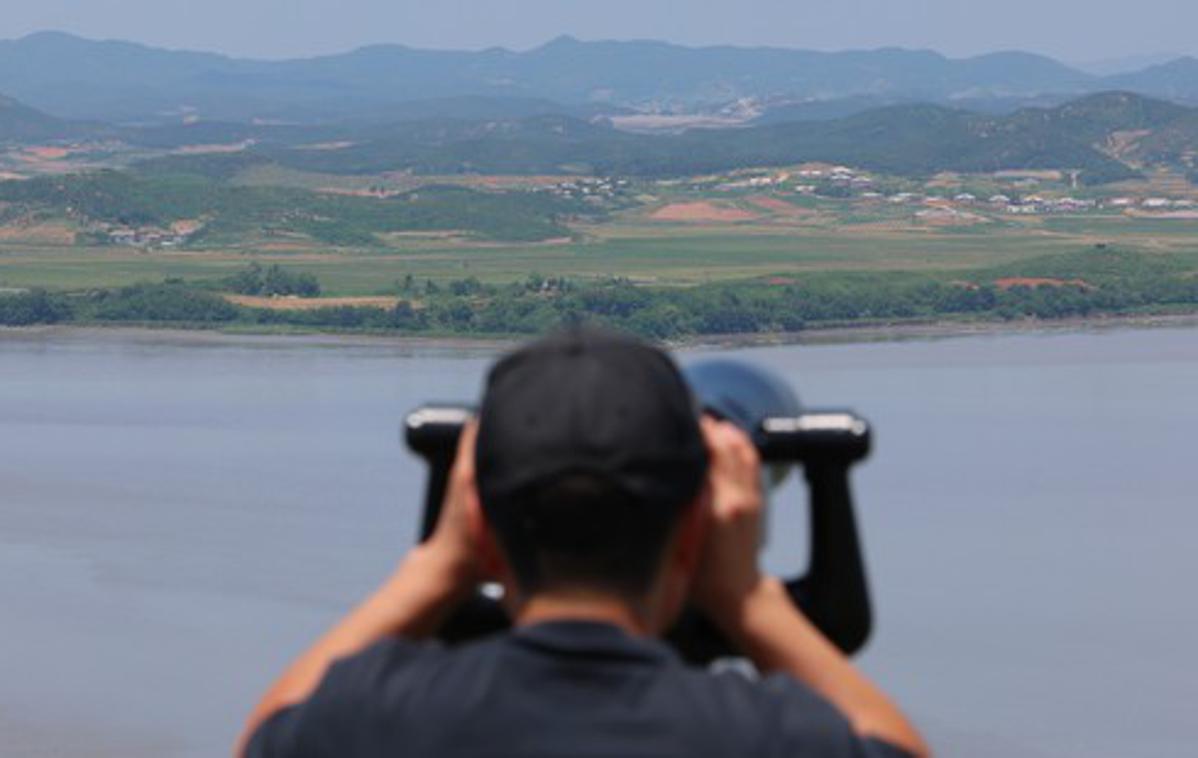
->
[4,0,1194,62]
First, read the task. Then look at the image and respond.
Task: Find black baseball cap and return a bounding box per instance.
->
[475,327,708,511]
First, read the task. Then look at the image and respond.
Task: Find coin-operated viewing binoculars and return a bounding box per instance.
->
[404,359,874,661]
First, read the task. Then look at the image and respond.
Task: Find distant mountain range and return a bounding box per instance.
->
[1,32,1197,124]
[1,32,1196,186]
[2,89,1197,185]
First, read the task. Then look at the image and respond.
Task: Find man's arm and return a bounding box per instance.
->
[693,419,930,758]
[237,424,482,755]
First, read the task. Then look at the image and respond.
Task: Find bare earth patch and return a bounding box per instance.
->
[992,169,1064,181]
[462,175,582,189]
[317,187,399,198]
[170,219,204,235]
[173,141,252,155]
[994,277,1093,290]
[924,172,964,189]
[608,113,749,132]
[1104,130,1151,161]
[745,195,817,216]
[649,202,759,222]
[916,208,990,226]
[297,141,356,151]
[0,223,76,244]
[23,147,69,160]
[1126,210,1198,220]
[253,241,324,252]
[224,295,399,311]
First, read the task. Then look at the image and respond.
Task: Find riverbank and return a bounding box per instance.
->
[685,311,1198,348]
[6,246,1198,344]
[5,311,1198,352]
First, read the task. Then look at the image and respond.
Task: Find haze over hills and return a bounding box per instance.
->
[1106,58,1198,103]
[0,31,1196,188]
[0,94,80,141]
[4,86,1196,186]
[2,31,1198,124]
[1074,52,1185,77]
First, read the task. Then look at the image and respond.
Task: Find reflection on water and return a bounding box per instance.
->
[1,327,1196,757]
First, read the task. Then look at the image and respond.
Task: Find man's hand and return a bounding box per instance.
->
[687,420,930,758]
[239,421,484,754]
[419,420,483,598]
[689,416,767,626]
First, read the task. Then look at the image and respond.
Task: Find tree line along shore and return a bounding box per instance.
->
[3,247,1198,340]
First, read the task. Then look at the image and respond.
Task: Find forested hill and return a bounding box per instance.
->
[0,171,589,243]
[0,94,98,142]
[122,92,1198,184]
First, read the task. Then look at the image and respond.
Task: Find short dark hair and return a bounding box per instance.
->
[475,327,707,599]
[484,471,694,598]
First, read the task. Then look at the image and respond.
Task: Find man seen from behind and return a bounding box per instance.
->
[241,327,929,757]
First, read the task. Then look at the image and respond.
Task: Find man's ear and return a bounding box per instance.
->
[649,488,710,635]
[468,496,506,582]
[673,485,711,577]
[469,499,524,614]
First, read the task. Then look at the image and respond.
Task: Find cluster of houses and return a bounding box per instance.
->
[715,166,877,195]
[716,174,787,191]
[990,194,1195,215]
[990,195,1098,215]
[695,163,1198,218]
[1107,196,1197,210]
[893,192,1195,216]
[544,177,629,201]
[107,225,197,248]
[797,165,874,189]
[799,184,1195,217]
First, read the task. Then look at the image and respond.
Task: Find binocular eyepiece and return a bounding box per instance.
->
[403,359,875,661]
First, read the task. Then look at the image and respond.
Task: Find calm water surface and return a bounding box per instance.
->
[1,327,1196,757]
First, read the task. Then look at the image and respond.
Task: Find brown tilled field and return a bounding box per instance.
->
[223,295,400,311]
[0,222,77,244]
[993,277,1093,290]
[649,201,759,222]
[745,195,817,216]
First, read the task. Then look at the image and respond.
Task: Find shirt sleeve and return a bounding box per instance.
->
[244,638,428,758]
[762,673,917,758]
[858,737,918,758]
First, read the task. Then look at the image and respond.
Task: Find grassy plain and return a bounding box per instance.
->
[3,193,1198,296]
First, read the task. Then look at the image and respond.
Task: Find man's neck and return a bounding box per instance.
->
[514,590,653,637]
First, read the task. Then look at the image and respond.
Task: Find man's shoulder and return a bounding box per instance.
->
[244,637,455,757]
[248,632,913,758]
[309,636,452,699]
[652,665,913,758]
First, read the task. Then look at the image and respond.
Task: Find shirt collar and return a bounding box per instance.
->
[513,620,678,665]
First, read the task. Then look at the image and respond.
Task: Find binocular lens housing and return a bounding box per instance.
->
[405,406,871,467]
[402,359,874,660]
[405,406,474,459]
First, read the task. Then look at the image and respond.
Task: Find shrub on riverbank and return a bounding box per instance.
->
[85,282,240,323]
[7,247,1198,337]
[0,290,74,325]
[223,263,322,298]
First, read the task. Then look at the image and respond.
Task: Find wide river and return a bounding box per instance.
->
[1,325,1196,757]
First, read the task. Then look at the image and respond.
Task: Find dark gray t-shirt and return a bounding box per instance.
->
[248,621,912,757]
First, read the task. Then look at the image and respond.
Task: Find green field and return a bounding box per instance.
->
[4,212,1198,296]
